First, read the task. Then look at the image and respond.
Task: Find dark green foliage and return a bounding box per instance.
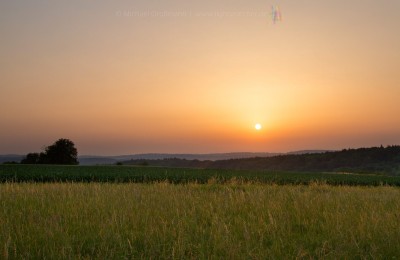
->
[1,164,400,186]
[21,138,78,165]
[45,139,78,165]
[21,153,41,164]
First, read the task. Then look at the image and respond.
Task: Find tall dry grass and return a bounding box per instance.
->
[1,182,399,259]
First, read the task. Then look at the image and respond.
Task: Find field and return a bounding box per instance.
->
[1,182,400,259]
[1,165,400,258]
[2,164,400,186]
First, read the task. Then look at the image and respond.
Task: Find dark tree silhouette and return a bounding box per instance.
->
[21,138,79,165]
[38,152,48,164]
[45,138,78,165]
[21,153,40,164]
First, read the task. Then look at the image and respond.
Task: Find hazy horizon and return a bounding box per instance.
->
[1,0,399,155]
[2,149,332,157]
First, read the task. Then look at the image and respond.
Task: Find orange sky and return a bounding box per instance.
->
[1,0,399,155]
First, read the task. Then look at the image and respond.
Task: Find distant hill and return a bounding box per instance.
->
[3,151,331,165]
[78,152,283,165]
[79,151,335,165]
[77,156,119,165]
[286,150,333,155]
[0,155,24,164]
[123,146,400,175]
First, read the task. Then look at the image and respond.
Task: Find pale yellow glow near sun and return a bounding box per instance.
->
[255,123,262,130]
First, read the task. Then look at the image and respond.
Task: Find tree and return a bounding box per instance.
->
[20,138,79,165]
[38,152,48,164]
[21,153,40,164]
[45,138,79,165]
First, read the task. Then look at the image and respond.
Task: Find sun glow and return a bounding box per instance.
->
[255,123,262,130]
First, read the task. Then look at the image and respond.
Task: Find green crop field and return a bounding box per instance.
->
[1,183,400,259]
[1,164,400,186]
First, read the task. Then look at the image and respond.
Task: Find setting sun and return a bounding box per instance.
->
[255,124,262,130]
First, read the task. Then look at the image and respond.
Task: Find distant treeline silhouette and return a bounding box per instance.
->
[124,146,400,175]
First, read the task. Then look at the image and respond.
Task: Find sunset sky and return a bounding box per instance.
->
[1,0,399,155]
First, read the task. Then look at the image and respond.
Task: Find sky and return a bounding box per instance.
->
[1,0,399,155]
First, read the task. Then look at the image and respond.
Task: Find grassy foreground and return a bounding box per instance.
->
[1,183,400,259]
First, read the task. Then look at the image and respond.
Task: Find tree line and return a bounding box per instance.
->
[124,146,400,175]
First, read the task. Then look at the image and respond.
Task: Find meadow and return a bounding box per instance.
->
[1,164,400,186]
[1,182,400,259]
[1,165,400,258]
